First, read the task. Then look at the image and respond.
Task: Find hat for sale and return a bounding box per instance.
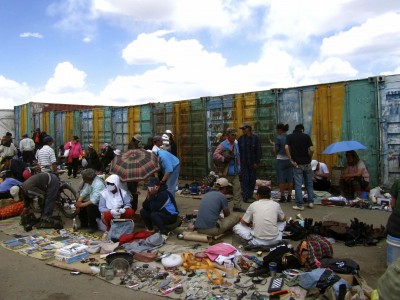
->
[165,129,174,136]
[311,160,318,171]
[215,177,232,187]
[239,122,252,130]
[147,177,160,187]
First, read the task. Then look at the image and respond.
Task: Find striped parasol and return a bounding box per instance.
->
[110,149,160,182]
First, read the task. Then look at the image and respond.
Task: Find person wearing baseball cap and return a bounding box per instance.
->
[233,186,286,246]
[165,130,177,157]
[195,177,240,237]
[311,160,331,191]
[213,128,245,212]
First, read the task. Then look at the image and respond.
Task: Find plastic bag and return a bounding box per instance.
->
[109,219,134,242]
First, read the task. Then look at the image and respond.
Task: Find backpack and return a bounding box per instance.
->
[296,234,333,270]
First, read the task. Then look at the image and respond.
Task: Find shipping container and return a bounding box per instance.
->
[13,74,400,187]
[379,74,400,188]
[0,109,15,139]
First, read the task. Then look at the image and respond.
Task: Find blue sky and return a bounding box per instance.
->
[1,0,400,109]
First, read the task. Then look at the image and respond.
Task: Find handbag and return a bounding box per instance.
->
[109,219,134,242]
[63,142,71,158]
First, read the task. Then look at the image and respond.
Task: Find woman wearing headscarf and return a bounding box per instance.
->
[99,174,134,232]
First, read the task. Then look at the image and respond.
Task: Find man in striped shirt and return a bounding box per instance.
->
[35,136,57,173]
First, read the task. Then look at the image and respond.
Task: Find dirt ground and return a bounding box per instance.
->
[0,175,391,300]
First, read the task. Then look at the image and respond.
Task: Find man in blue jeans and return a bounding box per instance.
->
[285,124,315,211]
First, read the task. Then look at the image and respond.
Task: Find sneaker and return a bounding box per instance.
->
[292,206,304,211]
[233,207,246,213]
[308,203,314,208]
[286,195,292,202]
[279,196,286,203]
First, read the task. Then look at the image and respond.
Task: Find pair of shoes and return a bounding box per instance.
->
[233,207,246,213]
[287,195,292,202]
[308,203,314,208]
[279,196,286,203]
[292,206,304,211]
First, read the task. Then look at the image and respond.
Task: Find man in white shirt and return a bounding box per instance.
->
[311,160,331,191]
[35,136,57,173]
[19,133,35,164]
[152,136,163,153]
[233,186,286,246]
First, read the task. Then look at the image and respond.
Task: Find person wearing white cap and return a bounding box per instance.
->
[311,160,331,191]
[165,130,177,156]
[113,149,121,156]
[195,178,240,236]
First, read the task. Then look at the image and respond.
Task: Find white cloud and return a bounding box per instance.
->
[44,62,87,93]
[19,32,43,39]
[0,76,31,109]
[83,37,91,43]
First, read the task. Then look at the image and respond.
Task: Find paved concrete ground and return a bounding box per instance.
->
[0,175,390,299]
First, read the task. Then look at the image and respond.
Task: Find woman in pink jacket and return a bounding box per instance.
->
[64,136,83,178]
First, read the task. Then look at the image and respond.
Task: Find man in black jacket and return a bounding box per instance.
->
[140,177,179,234]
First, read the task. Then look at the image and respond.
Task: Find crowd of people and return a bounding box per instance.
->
[0,124,379,243]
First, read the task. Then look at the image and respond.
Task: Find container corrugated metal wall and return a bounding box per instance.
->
[255,90,278,180]
[64,111,74,146]
[103,107,113,146]
[139,105,153,143]
[112,107,129,151]
[13,107,21,143]
[342,79,379,186]
[128,106,140,147]
[54,112,65,147]
[233,92,256,132]
[205,95,234,170]
[175,99,207,179]
[379,74,400,187]
[93,108,104,152]
[312,83,345,169]
[153,103,173,135]
[80,110,93,149]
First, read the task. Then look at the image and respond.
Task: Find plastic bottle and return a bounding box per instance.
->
[72,218,78,232]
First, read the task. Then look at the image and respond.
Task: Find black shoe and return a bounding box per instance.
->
[287,195,292,202]
[233,207,246,213]
[279,196,286,203]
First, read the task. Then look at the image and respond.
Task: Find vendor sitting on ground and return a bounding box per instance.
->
[340,150,370,199]
[311,160,331,192]
[194,177,240,236]
[99,174,134,232]
[140,177,179,235]
[0,170,22,200]
[233,186,286,246]
[21,173,60,228]
[75,168,105,233]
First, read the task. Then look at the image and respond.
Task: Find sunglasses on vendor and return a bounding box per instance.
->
[106,182,115,186]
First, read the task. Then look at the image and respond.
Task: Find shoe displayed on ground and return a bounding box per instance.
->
[287,195,292,202]
[279,196,286,203]
[308,203,314,208]
[292,206,304,211]
[233,207,246,213]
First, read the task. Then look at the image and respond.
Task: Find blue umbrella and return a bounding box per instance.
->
[323,140,367,154]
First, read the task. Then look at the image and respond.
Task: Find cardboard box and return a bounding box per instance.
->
[338,273,354,286]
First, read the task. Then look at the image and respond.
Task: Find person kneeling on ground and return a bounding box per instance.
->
[75,168,105,233]
[99,174,134,233]
[0,170,22,200]
[20,173,60,228]
[233,186,286,246]
[140,177,179,235]
[195,177,240,236]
